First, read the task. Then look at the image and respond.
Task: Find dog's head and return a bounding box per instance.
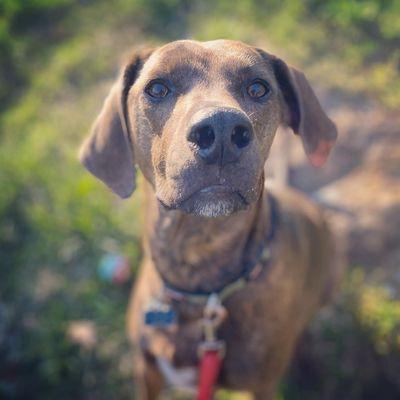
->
[80,40,337,217]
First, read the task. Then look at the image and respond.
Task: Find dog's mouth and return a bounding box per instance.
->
[198,184,241,197]
[159,184,248,218]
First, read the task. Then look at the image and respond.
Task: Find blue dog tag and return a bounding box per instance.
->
[144,299,176,327]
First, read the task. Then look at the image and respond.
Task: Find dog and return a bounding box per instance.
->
[79,39,340,399]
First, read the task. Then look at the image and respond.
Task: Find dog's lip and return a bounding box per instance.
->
[185,184,248,205]
[199,184,234,194]
[157,184,248,211]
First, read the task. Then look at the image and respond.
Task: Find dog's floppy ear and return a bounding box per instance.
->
[79,48,153,198]
[272,58,337,167]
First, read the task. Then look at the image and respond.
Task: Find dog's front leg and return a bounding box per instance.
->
[252,384,277,400]
[134,354,164,400]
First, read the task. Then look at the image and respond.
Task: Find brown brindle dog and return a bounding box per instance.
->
[79,40,340,399]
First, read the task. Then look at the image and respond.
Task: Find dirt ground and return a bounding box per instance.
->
[270,93,400,288]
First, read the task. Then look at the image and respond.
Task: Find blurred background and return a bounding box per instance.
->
[0,1,399,399]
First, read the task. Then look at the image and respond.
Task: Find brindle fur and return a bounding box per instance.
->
[80,40,340,399]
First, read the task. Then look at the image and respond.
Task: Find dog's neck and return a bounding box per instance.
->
[143,181,270,293]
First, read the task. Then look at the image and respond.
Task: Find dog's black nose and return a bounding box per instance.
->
[187,108,253,165]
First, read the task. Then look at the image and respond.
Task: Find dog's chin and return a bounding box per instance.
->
[162,186,249,218]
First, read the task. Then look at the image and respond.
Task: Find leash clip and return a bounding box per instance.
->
[204,294,227,338]
[198,293,227,357]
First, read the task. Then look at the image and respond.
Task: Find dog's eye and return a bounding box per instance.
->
[247,80,270,99]
[145,81,169,99]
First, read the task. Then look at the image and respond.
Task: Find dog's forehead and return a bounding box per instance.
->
[144,40,269,78]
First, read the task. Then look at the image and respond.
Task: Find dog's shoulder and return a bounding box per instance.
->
[268,184,343,305]
[268,184,328,234]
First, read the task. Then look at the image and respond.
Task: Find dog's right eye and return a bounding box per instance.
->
[247,80,270,99]
[145,81,169,99]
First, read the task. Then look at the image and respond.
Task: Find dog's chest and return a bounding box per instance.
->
[139,280,278,388]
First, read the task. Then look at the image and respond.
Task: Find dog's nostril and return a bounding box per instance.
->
[231,125,252,149]
[192,125,215,150]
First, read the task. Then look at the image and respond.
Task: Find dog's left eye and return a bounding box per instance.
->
[247,80,270,99]
[145,81,169,98]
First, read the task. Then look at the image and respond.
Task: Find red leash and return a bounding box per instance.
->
[197,348,224,400]
[196,294,227,400]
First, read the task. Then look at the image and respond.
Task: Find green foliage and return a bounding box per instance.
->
[0,5,145,397]
[1,0,399,110]
[192,0,400,108]
[0,0,81,109]
[351,270,400,355]
[282,269,400,400]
